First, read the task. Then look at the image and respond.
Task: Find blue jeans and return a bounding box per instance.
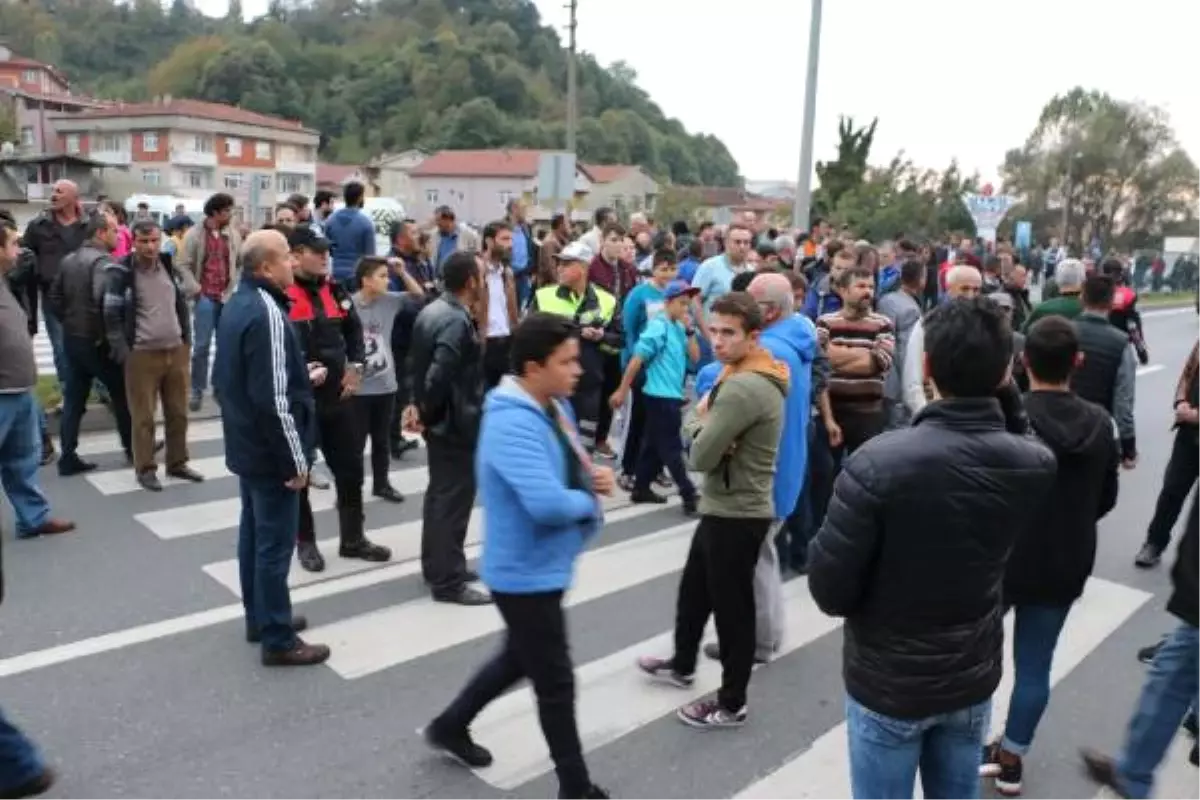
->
[1001,604,1071,754]
[514,271,532,310]
[0,392,51,536]
[38,292,68,387]
[237,478,301,652]
[190,295,223,397]
[1116,622,1199,799]
[847,695,991,799]
[0,707,44,793]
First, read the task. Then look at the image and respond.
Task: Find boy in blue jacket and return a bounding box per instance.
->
[424,312,613,800]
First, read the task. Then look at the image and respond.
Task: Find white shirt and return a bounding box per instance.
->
[902,318,928,415]
[485,263,510,339]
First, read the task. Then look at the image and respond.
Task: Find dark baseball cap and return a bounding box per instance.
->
[287,224,330,252]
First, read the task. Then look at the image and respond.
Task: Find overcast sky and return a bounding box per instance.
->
[199,0,1199,184]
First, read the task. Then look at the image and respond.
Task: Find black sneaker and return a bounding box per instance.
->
[189,394,203,412]
[423,721,493,768]
[57,455,97,476]
[979,741,1024,795]
[630,488,668,505]
[297,541,325,573]
[682,496,698,517]
[340,539,392,562]
[636,655,694,687]
[677,698,746,729]
[372,485,405,503]
[1134,543,1162,568]
[560,784,610,799]
[433,586,492,606]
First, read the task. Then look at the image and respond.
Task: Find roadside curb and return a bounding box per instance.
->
[46,403,222,438]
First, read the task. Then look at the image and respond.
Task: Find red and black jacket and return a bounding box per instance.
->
[286,274,365,408]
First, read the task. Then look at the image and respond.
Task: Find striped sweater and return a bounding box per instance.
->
[816,310,895,415]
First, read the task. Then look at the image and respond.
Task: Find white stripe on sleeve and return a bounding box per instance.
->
[258,289,308,477]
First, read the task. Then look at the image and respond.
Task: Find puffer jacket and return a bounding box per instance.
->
[808,398,1057,720]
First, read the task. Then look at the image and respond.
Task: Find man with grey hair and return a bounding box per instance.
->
[902,265,982,416]
[1024,258,1085,330]
[773,234,797,268]
[699,272,817,665]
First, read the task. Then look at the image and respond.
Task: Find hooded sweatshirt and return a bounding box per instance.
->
[1003,391,1119,607]
[478,376,603,594]
[684,347,789,519]
[759,314,817,519]
[324,206,376,282]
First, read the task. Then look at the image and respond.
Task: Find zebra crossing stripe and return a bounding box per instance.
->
[471,576,841,790]
[309,522,699,681]
[201,498,681,597]
[734,576,1151,799]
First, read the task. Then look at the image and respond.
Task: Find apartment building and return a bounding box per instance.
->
[0,45,112,155]
[49,97,320,220]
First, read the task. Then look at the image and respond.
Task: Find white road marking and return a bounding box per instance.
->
[735,577,1151,799]
[472,577,840,789]
[1136,364,1165,377]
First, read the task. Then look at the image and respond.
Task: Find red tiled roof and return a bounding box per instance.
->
[583,164,637,183]
[317,163,362,185]
[0,55,69,87]
[55,98,315,134]
[0,86,111,108]
[411,149,547,178]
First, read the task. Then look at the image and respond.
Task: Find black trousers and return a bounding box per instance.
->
[483,336,511,391]
[1145,427,1200,552]
[634,395,695,499]
[390,345,410,452]
[60,335,131,458]
[619,382,647,478]
[298,400,365,544]
[435,590,591,797]
[672,515,770,712]
[422,436,476,594]
[353,393,395,491]
[594,353,622,445]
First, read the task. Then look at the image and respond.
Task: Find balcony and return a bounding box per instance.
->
[171,149,218,168]
[276,162,316,176]
[89,151,132,167]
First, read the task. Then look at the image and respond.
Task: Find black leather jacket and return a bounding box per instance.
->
[405,293,483,447]
[808,398,1057,720]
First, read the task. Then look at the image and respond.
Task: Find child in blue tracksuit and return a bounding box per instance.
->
[425,314,608,800]
[610,280,700,514]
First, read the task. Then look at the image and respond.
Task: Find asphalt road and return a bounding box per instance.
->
[2,308,1197,799]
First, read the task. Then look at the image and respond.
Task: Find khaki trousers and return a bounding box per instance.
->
[125,345,190,473]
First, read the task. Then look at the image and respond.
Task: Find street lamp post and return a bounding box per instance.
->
[792,0,823,232]
[1061,150,1082,249]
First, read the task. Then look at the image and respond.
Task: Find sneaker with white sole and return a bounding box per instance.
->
[677,699,746,729]
[636,655,694,688]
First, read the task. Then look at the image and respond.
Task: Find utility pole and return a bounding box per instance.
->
[565,0,578,155]
[792,0,823,232]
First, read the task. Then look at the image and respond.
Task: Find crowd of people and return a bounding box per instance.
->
[0,179,1195,800]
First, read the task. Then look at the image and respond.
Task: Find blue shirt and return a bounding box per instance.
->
[511,226,530,275]
[677,257,701,283]
[620,282,667,367]
[691,254,743,311]
[634,316,690,400]
[436,232,458,269]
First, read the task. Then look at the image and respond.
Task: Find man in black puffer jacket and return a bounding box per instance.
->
[808,297,1056,800]
[980,317,1120,794]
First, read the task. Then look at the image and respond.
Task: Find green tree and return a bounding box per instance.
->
[0,103,16,146]
[814,116,877,214]
[442,98,509,149]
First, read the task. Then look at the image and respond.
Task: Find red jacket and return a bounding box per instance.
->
[586,255,637,302]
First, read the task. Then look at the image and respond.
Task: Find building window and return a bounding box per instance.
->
[185,170,205,189]
[142,169,161,187]
[255,141,271,160]
[142,132,159,152]
[276,173,301,194]
[21,69,38,83]
[256,174,271,191]
[224,172,244,190]
[499,190,514,207]
[95,133,123,152]
[19,127,34,147]
[425,189,439,204]
[193,135,213,154]
[224,137,242,157]
[64,134,80,154]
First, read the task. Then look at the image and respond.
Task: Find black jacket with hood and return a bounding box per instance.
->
[1004,391,1120,607]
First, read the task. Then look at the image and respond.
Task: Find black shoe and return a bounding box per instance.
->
[261,638,331,667]
[433,586,492,605]
[57,455,97,476]
[297,541,325,572]
[391,438,418,460]
[246,615,308,644]
[1137,639,1165,664]
[339,538,392,562]
[166,465,205,483]
[1185,712,1198,739]
[137,470,162,492]
[463,569,479,583]
[1134,543,1162,568]
[681,495,698,517]
[1190,742,1198,767]
[630,488,668,504]
[423,720,493,768]
[154,439,165,453]
[978,741,1024,796]
[372,485,405,503]
[0,766,56,799]
[560,785,610,799]
[188,395,202,412]
[1080,748,1126,797]
[39,434,56,467]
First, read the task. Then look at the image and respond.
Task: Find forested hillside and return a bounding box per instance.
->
[0,0,742,185]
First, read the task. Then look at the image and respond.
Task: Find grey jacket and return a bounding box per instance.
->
[877,289,923,407]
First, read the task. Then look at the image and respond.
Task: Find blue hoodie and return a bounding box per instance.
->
[803,271,842,320]
[759,314,817,519]
[324,206,376,282]
[478,376,603,593]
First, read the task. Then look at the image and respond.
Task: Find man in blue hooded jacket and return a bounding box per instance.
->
[423,312,613,800]
[699,272,816,665]
[323,181,375,286]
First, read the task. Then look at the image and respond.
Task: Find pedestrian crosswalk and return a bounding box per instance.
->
[24,422,1197,799]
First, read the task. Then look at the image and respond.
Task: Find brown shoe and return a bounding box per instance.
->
[28,519,76,536]
[261,638,331,667]
[0,766,56,799]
